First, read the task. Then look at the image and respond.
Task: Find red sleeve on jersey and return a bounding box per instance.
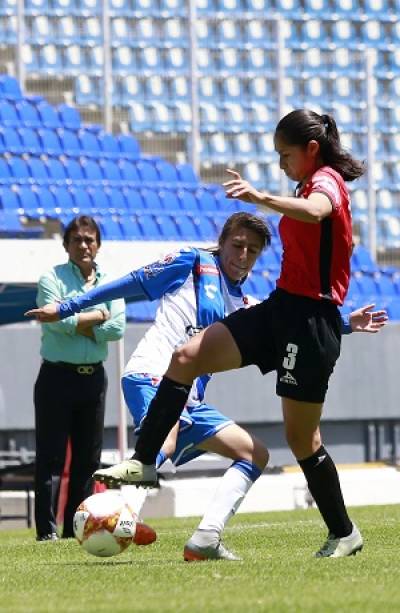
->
[308,168,342,211]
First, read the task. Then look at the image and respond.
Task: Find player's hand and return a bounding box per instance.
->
[349,304,388,333]
[223,169,266,205]
[24,303,60,322]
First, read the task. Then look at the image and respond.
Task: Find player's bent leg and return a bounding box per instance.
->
[184,425,268,562]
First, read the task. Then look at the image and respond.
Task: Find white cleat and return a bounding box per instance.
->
[315,524,363,558]
[93,460,157,487]
[184,537,241,562]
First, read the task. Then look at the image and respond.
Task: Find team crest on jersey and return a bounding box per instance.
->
[161,252,177,265]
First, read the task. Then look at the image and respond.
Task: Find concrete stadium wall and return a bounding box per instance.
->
[0,322,399,464]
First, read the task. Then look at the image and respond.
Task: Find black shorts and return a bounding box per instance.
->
[222,288,342,403]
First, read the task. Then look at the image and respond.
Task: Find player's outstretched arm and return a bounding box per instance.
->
[348,304,388,333]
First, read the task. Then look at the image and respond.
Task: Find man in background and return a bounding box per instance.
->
[33,215,125,541]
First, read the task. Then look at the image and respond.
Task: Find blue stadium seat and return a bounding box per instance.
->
[141,187,163,210]
[119,214,144,240]
[0,75,22,100]
[174,213,200,240]
[0,158,12,183]
[118,159,140,182]
[99,159,122,182]
[36,100,62,129]
[45,157,67,182]
[122,188,146,212]
[15,99,41,128]
[26,157,49,183]
[113,47,138,75]
[174,163,196,184]
[37,128,62,156]
[15,185,40,215]
[154,213,180,240]
[137,212,163,239]
[136,160,159,183]
[80,158,103,182]
[129,102,153,132]
[104,187,126,212]
[158,189,181,211]
[57,129,81,156]
[34,186,58,216]
[177,188,200,211]
[7,156,30,182]
[0,186,20,211]
[50,185,75,211]
[164,47,188,73]
[0,127,23,155]
[99,214,125,240]
[62,156,85,182]
[375,272,397,296]
[78,128,101,157]
[195,189,217,212]
[87,187,109,213]
[194,214,216,240]
[69,186,93,213]
[97,132,120,159]
[351,245,379,272]
[0,100,19,127]
[117,134,141,160]
[155,160,179,183]
[57,104,81,130]
[18,127,42,155]
[39,44,63,74]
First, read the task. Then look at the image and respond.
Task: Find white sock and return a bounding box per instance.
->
[197,465,254,534]
[120,486,148,519]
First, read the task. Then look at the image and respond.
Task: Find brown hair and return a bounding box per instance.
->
[208,211,271,254]
[63,215,101,247]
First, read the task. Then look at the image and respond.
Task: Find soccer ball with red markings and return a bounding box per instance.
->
[73,491,137,557]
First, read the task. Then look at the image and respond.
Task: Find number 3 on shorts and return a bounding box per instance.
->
[282,343,298,370]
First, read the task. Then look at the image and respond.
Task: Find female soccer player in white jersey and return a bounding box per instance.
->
[27,210,387,561]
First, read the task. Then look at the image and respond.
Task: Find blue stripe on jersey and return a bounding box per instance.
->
[136,248,197,300]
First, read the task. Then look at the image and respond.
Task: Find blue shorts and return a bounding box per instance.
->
[122,373,234,467]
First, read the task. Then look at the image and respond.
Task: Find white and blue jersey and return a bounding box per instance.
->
[57,247,248,464]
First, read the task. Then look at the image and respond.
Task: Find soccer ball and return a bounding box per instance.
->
[73,490,137,557]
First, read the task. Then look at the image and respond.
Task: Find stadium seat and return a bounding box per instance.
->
[117,134,141,160]
[0,185,20,211]
[62,157,85,182]
[80,158,103,182]
[136,160,159,183]
[99,159,122,182]
[104,187,126,212]
[50,185,75,211]
[141,187,162,211]
[7,156,30,182]
[18,128,42,155]
[137,212,163,239]
[0,100,19,127]
[122,188,146,212]
[176,163,198,183]
[157,189,181,211]
[178,188,200,212]
[99,214,125,240]
[26,157,49,183]
[119,214,144,240]
[69,186,93,213]
[57,104,81,130]
[0,75,22,100]
[45,157,68,182]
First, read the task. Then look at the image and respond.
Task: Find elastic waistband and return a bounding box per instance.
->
[43,360,103,375]
[274,288,338,310]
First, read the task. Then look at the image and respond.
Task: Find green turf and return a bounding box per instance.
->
[1,505,400,612]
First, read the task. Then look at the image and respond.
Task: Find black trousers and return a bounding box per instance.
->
[34,361,107,537]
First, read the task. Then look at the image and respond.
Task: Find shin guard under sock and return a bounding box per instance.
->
[133,376,191,465]
[298,445,352,537]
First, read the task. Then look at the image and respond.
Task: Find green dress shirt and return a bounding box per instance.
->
[37,260,125,364]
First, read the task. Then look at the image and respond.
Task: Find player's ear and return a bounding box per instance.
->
[307,140,320,157]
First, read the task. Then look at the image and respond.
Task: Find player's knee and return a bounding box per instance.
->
[254,441,269,470]
[285,427,321,459]
[170,346,200,378]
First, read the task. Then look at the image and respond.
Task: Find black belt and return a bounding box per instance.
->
[43,360,103,375]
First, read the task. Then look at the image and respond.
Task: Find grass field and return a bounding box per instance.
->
[1,504,400,613]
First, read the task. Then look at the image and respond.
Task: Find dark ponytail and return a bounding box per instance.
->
[275,109,365,182]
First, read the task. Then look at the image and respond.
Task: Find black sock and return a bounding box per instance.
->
[132,376,191,465]
[298,445,352,538]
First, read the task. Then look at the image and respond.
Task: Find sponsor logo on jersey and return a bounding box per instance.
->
[279,371,298,385]
[204,283,218,299]
[195,264,219,276]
